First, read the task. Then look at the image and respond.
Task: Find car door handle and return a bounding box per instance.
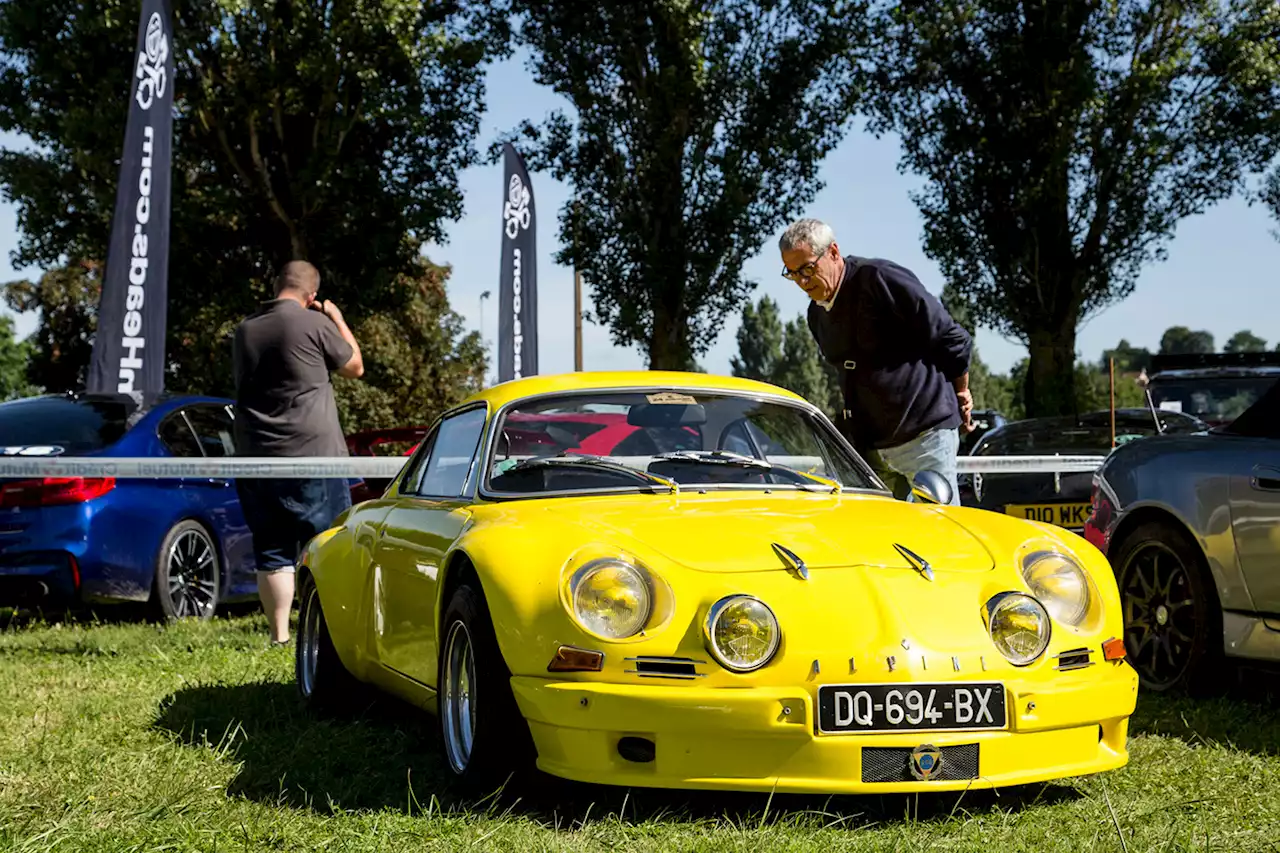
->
[1250,465,1280,492]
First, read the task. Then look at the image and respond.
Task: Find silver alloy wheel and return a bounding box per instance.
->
[165,528,217,618]
[298,585,321,698]
[441,620,477,775]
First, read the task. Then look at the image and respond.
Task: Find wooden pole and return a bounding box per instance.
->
[573,202,583,372]
[1110,357,1116,448]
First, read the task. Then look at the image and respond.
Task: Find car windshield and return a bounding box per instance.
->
[1147,375,1279,424]
[0,396,133,454]
[485,390,877,495]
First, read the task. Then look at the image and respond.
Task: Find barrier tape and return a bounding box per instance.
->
[0,454,1107,479]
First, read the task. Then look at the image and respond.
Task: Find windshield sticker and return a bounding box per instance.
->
[645,392,698,405]
[1158,400,1183,412]
[0,445,66,457]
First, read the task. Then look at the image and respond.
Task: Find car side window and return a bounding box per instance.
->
[406,407,487,498]
[159,412,203,457]
[184,405,237,457]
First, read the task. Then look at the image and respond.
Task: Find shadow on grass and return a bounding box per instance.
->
[151,680,1082,827]
[1128,664,1280,757]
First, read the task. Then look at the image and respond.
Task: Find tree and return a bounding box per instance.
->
[730,295,839,416]
[1265,165,1280,241]
[2,262,100,394]
[1101,339,1152,373]
[332,257,488,433]
[0,313,35,400]
[863,0,1280,417]
[0,0,498,408]
[1160,326,1215,355]
[493,1,868,369]
[940,284,1014,414]
[1225,329,1267,353]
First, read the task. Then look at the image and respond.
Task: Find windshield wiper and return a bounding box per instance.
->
[651,450,841,493]
[504,452,678,493]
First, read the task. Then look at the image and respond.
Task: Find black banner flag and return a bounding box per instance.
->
[497,142,538,382]
[87,0,175,400]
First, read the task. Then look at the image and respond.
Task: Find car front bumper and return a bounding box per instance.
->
[510,663,1138,794]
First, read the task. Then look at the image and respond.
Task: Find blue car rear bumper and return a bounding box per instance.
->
[0,550,79,607]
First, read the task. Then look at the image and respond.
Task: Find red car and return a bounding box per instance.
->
[344,413,699,503]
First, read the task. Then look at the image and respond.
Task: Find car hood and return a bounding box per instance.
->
[530,492,995,575]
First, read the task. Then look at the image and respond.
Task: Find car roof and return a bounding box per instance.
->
[458,371,810,410]
[1149,352,1280,378]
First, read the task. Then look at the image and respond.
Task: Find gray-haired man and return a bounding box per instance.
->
[778,218,973,503]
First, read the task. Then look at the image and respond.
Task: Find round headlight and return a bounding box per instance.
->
[986,593,1051,666]
[1022,550,1092,627]
[704,595,781,673]
[570,559,652,640]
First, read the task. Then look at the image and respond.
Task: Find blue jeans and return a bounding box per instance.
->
[234,477,353,572]
[867,427,960,505]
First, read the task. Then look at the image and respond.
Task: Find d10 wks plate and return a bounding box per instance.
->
[817,682,1007,734]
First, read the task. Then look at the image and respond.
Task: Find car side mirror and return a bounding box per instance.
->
[911,470,953,506]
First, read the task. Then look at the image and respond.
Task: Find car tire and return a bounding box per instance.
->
[295,572,359,709]
[152,520,221,622]
[438,580,537,793]
[1112,521,1225,694]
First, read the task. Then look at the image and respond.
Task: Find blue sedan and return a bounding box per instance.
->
[0,391,259,619]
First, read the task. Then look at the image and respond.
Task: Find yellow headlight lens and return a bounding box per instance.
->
[705,595,781,672]
[1022,550,1092,627]
[987,593,1051,666]
[570,560,651,639]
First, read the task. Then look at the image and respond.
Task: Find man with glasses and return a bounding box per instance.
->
[778,218,972,503]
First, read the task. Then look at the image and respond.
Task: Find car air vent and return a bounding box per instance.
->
[1054,647,1093,671]
[624,655,707,679]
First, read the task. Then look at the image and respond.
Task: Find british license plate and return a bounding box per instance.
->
[817,682,1007,734]
[1005,502,1090,528]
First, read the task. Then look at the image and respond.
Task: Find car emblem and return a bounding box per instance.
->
[893,543,934,581]
[909,744,944,781]
[771,543,809,580]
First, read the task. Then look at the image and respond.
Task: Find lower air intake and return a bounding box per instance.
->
[861,744,980,783]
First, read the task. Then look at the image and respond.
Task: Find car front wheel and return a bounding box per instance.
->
[438,579,535,792]
[1113,521,1224,694]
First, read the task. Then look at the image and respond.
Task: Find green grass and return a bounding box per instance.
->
[1,611,1279,852]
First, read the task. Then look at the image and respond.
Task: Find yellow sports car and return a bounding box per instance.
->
[294,371,1138,794]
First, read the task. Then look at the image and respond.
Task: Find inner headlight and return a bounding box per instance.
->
[1022,550,1092,627]
[704,595,781,673]
[986,592,1051,666]
[570,559,652,640]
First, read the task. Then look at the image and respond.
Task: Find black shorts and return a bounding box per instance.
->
[234,478,353,572]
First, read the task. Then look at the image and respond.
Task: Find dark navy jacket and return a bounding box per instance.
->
[806,255,972,451]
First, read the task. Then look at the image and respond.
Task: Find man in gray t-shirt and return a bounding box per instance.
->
[231,260,364,645]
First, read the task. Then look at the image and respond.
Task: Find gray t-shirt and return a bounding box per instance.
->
[232,299,354,457]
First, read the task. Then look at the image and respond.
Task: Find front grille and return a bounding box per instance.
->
[861,744,980,783]
[623,656,706,680]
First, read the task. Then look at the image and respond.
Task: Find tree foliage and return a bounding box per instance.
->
[492,0,868,369]
[0,0,494,423]
[730,296,840,416]
[0,313,35,401]
[862,0,1280,417]
[332,258,487,433]
[1159,325,1215,355]
[1224,329,1267,352]
[2,262,100,394]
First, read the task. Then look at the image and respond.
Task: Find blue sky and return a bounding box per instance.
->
[3,51,1279,383]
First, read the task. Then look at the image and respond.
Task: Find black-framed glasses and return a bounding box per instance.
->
[781,258,821,282]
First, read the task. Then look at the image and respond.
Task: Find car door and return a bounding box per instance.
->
[179,404,258,598]
[1227,435,1280,612]
[370,404,488,686]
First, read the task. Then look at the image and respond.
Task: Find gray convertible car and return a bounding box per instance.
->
[1084,377,1280,692]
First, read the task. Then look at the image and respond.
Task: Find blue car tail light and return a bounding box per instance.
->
[0,477,117,509]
